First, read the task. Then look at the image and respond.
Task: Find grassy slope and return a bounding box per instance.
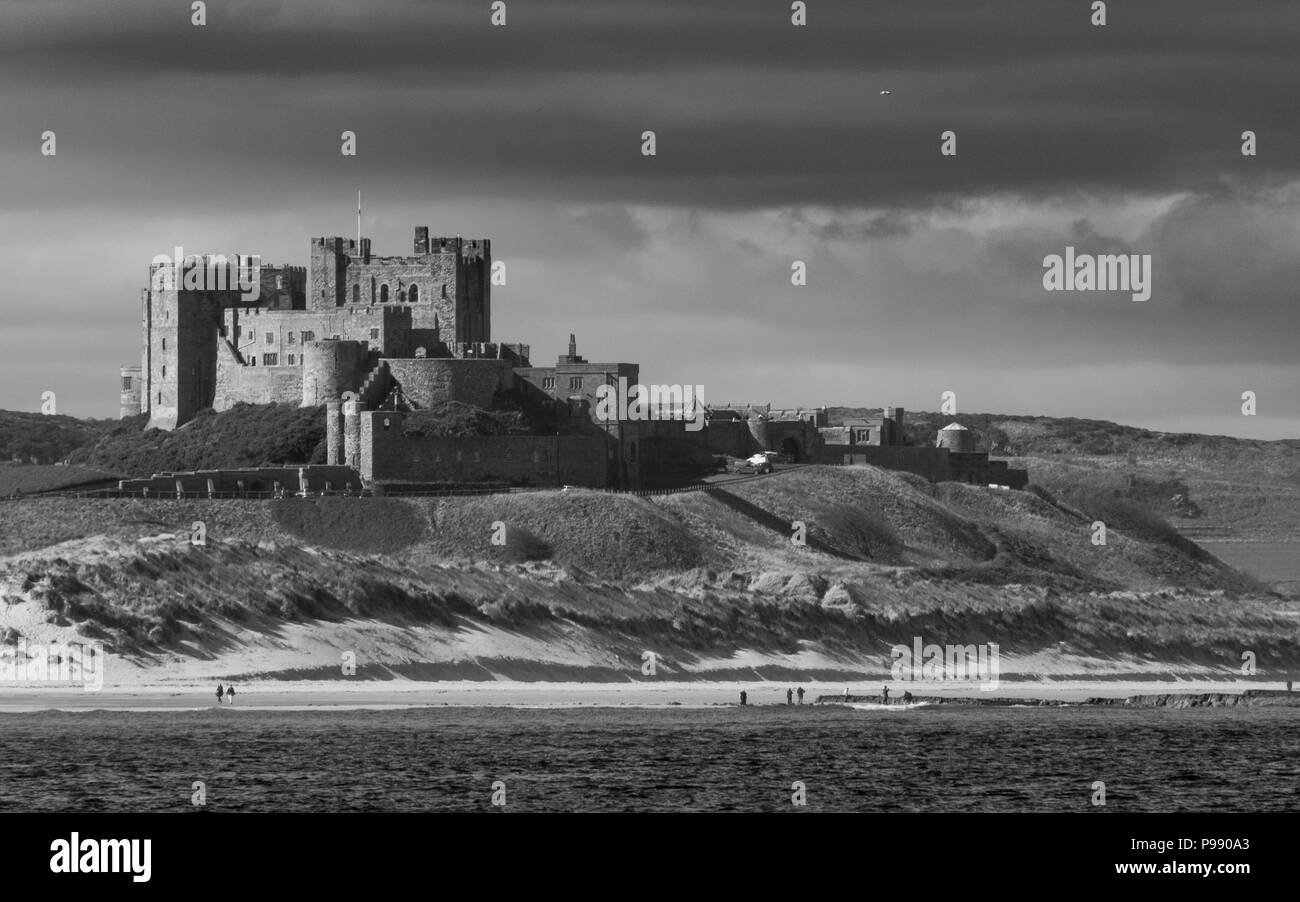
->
[66,405,327,476]
[0,464,122,496]
[0,411,116,464]
[0,466,1292,679]
[829,407,1300,539]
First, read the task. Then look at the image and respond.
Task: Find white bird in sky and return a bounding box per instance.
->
[880,90,892,95]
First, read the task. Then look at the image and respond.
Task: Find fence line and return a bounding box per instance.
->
[4,464,808,503]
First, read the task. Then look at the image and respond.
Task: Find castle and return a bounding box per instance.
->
[121,228,502,429]
[118,227,1026,492]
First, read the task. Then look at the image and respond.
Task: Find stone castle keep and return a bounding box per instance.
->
[123,228,502,430]
[118,227,1026,492]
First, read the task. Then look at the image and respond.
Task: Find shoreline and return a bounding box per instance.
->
[2,678,1298,712]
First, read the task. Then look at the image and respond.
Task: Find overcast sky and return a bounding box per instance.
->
[2,0,1298,438]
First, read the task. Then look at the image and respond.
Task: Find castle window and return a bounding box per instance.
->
[158,392,162,405]
[352,284,359,304]
[161,365,166,378]
[569,376,582,390]
[542,376,555,390]
[247,328,254,339]
[408,284,419,303]
[287,332,295,345]
[122,376,132,390]
[287,354,296,365]
[263,354,278,366]
[265,332,274,344]
[301,331,315,342]
[249,357,255,366]
[276,276,283,290]
[370,328,379,340]
[161,337,167,350]
[380,284,389,303]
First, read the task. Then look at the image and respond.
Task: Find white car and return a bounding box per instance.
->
[737,454,774,475]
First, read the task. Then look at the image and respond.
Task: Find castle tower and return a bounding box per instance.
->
[936,422,976,453]
[144,256,241,430]
[119,366,142,419]
[301,339,365,406]
[309,231,490,354]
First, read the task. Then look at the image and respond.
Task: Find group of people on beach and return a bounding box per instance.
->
[738,687,807,705]
[738,685,919,706]
[739,687,809,706]
[215,683,236,705]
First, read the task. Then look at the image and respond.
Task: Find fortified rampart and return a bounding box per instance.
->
[117,465,360,497]
[359,411,612,488]
[384,357,515,410]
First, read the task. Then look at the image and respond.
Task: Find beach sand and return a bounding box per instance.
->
[2,677,1296,712]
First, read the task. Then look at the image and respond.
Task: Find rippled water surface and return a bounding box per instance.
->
[1,705,1297,812]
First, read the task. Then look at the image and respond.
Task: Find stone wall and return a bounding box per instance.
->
[360,411,610,487]
[385,358,515,409]
[214,342,303,409]
[949,452,1029,488]
[686,419,763,458]
[828,445,952,482]
[223,304,409,364]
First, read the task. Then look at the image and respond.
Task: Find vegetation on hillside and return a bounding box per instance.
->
[400,400,538,437]
[67,404,327,476]
[0,410,116,464]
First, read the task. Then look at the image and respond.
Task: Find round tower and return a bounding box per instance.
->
[302,340,365,406]
[936,422,976,453]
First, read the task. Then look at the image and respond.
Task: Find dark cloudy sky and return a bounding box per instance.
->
[3,0,1298,438]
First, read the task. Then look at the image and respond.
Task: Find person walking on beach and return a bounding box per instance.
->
[216,684,224,705]
[797,687,805,704]
[227,685,235,705]
[740,691,748,706]
[843,687,850,701]
[881,685,890,704]
[787,688,793,705]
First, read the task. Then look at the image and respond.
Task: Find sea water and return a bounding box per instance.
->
[1,705,1297,812]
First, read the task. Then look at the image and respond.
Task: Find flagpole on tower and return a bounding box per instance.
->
[357,190,362,247]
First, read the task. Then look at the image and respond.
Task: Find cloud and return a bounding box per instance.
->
[0,0,1296,437]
